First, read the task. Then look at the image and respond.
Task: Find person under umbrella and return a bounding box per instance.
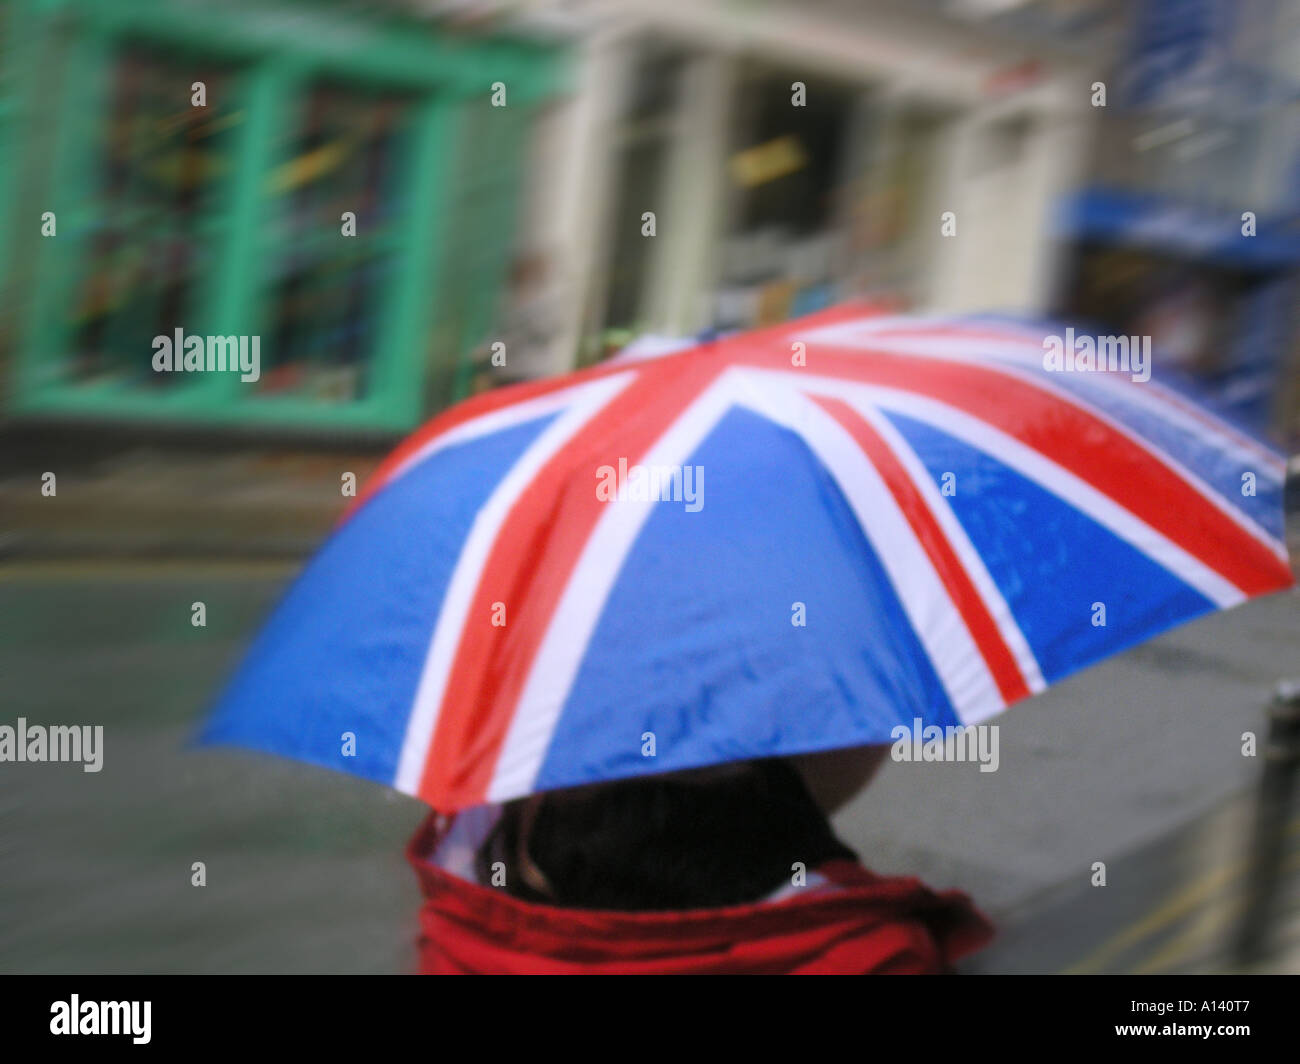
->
[406,747,993,974]
[204,305,1293,974]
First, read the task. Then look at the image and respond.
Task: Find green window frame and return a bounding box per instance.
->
[4,0,561,434]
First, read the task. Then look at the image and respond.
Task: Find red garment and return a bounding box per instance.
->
[407,814,994,974]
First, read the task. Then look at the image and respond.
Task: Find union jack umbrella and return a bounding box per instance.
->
[202,305,1294,812]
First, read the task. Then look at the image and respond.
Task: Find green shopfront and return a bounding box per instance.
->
[0,0,561,435]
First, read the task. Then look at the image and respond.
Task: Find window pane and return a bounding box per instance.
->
[255,82,415,404]
[70,49,237,387]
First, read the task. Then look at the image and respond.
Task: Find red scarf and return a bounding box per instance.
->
[407,814,994,974]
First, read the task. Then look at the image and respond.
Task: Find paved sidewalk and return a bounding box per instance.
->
[1,445,381,559]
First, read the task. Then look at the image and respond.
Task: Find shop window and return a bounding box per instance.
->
[715,70,856,327]
[256,82,415,403]
[731,75,849,238]
[70,49,238,388]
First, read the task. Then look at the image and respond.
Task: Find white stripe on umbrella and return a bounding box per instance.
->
[394,372,636,796]
[838,390,1049,697]
[745,366,1047,699]
[734,375,1005,726]
[819,327,1288,560]
[803,319,1289,485]
[384,379,625,489]
[486,372,744,802]
[795,376,1247,609]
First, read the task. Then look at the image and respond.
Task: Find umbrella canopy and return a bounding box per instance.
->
[202,305,1294,812]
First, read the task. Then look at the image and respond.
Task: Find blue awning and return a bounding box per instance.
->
[1057,187,1300,271]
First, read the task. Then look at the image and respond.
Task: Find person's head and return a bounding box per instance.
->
[475,750,886,911]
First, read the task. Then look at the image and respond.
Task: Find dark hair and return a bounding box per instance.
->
[475,758,857,911]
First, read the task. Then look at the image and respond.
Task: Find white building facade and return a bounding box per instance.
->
[505,0,1110,375]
